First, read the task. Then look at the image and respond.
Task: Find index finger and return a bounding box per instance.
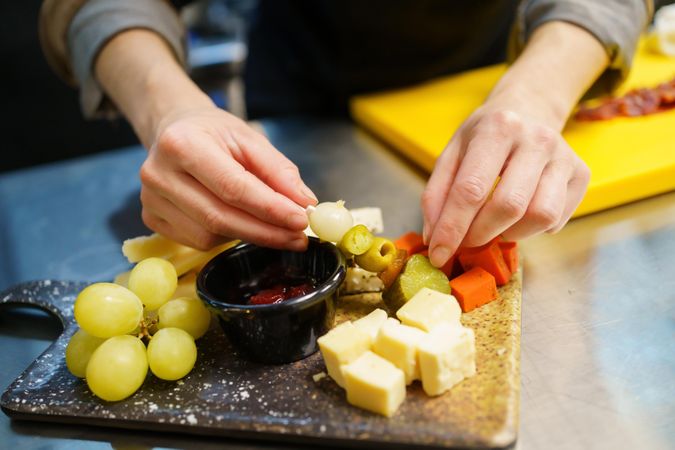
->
[427,133,511,267]
[184,138,309,232]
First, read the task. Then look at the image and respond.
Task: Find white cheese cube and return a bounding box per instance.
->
[353,308,389,340]
[350,207,384,234]
[418,324,476,396]
[372,320,426,384]
[343,351,406,417]
[396,287,461,332]
[317,321,372,388]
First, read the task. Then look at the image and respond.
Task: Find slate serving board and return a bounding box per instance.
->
[1,275,521,449]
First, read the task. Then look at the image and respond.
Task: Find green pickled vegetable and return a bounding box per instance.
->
[355,237,396,272]
[338,224,374,257]
[383,254,451,312]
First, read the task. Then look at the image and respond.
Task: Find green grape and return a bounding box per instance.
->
[74,283,143,338]
[65,329,105,378]
[158,297,211,339]
[86,335,148,401]
[308,200,354,242]
[128,257,178,311]
[147,328,197,381]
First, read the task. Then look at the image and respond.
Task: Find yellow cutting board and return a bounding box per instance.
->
[350,41,675,217]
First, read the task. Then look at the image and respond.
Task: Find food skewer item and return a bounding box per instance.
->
[383,254,451,312]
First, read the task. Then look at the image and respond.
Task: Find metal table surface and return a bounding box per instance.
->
[0,118,673,450]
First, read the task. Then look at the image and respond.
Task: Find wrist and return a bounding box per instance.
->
[485,78,568,131]
[132,61,214,147]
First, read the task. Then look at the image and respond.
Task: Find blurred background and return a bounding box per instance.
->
[0,0,256,173]
[1,0,674,173]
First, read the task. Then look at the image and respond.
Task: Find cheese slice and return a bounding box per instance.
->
[418,324,476,396]
[317,321,372,388]
[353,308,388,340]
[372,320,426,384]
[122,233,186,263]
[172,271,198,300]
[396,287,461,332]
[343,351,406,417]
[113,270,131,287]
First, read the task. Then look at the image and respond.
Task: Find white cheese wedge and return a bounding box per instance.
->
[418,324,476,396]
[353,308,388,340]
[317,321,372,388]
[396,287,461,332]
[372,320,427,384]
[343,351,406,417]
[341,266,384,294]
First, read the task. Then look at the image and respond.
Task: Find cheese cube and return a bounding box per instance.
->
[343,351,406,417]
[318,321,372,388]
[373,320,426,384]
[396,287,461,332]
[354,308,388,340]
[418,324,476,396]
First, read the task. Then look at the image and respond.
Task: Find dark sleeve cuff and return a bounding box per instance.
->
[67,0,187,118]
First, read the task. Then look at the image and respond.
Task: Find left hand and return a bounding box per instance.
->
[421,105,590,268]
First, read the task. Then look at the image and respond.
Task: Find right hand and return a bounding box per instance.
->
[139,105,317,251]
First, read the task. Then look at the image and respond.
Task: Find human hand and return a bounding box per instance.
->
[421,106,590,267]
[139,105,317,250]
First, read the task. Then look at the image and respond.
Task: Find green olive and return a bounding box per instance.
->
[338,225,374,257]
[355,237,397,272]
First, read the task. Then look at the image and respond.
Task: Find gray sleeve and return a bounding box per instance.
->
[511,0,653,95]
[67,0,187,118]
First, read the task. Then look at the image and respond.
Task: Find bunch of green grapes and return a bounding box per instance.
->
[65,257,212,401]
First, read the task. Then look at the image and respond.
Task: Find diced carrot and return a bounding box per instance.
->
[417,249,462,278]
[458,240,512,286]
[498,241,518,273]
[437,253,457,278]
[394,231,426,255]
[450,267,498,313]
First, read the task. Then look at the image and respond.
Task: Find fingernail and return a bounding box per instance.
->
[422,224,429,245]
[289,235,308,251]
[288,212,308,230]
[301,185,318,204]
[430,246,451,267]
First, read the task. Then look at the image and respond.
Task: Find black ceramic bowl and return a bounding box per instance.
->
[197,237,346,364]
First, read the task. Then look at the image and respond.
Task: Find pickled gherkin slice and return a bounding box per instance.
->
[383,254,451,312]
[338,224,374,257]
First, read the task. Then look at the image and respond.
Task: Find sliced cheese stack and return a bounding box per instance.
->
[373,320,426,385]
[396,287,476,397]
[318,288,477,417]
[317,321,372,388]
[343,351,406,418]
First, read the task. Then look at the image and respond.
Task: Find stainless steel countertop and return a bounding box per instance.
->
[1,118,673,449]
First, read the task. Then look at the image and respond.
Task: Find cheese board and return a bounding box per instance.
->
[1,270,521,449]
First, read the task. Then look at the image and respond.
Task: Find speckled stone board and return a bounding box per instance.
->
[1,274,521,449]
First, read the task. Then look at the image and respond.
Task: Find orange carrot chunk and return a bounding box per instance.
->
[498,241,518,273]
[450,267,498,313]
[394,231,426,255]
[458,240,512,286]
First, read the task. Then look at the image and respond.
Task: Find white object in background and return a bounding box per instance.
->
[650,4,675,56]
